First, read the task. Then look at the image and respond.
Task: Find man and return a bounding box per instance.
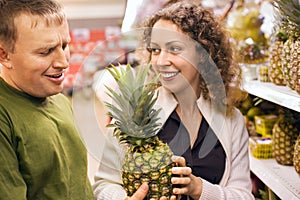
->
[0,0,93,199]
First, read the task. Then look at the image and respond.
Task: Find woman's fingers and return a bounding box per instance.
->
[171,155,186,167]
[172,166,192,176]
[173,186,189,196]
[129,183,148,200]
[171,176,191,185]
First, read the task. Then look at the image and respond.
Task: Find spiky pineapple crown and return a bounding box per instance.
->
[105,64,162,149]
[273,0,300,39]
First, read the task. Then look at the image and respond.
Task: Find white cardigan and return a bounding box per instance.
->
[93,87,254,200]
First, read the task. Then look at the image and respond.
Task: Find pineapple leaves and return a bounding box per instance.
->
[104,63,162,144]
[274,0,300,29]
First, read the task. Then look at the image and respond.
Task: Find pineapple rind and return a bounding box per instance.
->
[282,38,294,89]
[122,141,175,198]
[293,135,300,175]
[273,0,300,93]
[272,109,300,166]
[269,41,286,85]
[290,40,300,94]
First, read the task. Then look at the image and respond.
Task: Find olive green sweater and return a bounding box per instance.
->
[0,77,93,200]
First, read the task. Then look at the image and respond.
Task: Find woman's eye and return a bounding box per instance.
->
[148,47,161,54]
[169,46,181,53]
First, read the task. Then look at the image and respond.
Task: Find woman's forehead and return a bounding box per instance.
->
[151,21,196,45]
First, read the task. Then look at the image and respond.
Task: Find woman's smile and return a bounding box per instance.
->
[161,71,179,80]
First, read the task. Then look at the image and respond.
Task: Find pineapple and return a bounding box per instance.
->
[104,64,175,199]
[281,37,293,89]
[268,11,288,86]
[290,40,300,94]
[272,108,300,165]
[268,33,286,86]
[273,0,300,92]
[294,135,300,175]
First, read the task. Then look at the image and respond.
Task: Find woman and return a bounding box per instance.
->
[93,2,254,200]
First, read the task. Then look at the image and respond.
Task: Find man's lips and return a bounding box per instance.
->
[45,73,63,78]
[45,72,65,83]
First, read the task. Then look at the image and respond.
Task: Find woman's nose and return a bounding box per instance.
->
[156,50,171,66]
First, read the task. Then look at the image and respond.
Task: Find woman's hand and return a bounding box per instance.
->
[126,183,148,200]
[126,183,174,200]
[170,156,203,200]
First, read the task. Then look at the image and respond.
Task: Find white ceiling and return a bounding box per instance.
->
[61,0,124,5]
[60,0,126,19]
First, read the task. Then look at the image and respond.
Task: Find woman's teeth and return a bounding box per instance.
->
[47,73,62,78]
[162,72,178,78]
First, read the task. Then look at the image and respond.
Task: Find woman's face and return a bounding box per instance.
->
[149,19,201,96]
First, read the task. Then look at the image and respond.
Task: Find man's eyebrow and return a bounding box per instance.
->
[34,43,57,52]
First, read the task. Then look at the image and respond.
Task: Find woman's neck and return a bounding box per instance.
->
[173,84,200,114]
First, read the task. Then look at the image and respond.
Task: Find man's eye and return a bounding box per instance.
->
[62,43,69,50]
[40,48,54,55]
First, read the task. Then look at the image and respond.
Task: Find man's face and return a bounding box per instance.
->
[4,13,71,98]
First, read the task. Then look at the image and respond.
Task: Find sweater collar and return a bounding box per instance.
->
[155,86,226,137]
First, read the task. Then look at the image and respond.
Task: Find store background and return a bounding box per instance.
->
[58,0,126,185]
[53,1,300,199]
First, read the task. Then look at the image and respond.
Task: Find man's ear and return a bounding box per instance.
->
[0,45,12,69]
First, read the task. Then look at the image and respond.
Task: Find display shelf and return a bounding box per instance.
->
[249,155,300,200]
[244,80,300,199]
[242,80,300,112]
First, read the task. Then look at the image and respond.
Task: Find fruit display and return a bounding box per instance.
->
[268,31,287,86]
[282,37,294,89]
[237,95,277,137]
[104,64,175,199]
[272,108,300,166]
[238,42,268,64]
[226,0,269,65]
[249,137,273,159]
[254,115,277,137]
[258,64,269,82]
[294,135,300,175]
[230,1,300,194]
[271,0,300,92]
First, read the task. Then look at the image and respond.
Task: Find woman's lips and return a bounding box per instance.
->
[161,71,179,80]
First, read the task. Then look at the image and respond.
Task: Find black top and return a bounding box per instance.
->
[157,110,226,199]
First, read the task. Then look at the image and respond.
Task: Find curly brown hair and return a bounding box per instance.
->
[141,2,246,114]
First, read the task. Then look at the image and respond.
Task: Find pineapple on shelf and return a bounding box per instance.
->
[268,30,287,86]
[290,40,300,95]
[272,108,300,166]
[282,35,294,89]
[294,135,300,175]
[273,0,300,92]
[104,64,175,199]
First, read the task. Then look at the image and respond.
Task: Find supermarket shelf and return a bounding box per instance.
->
[242,80,300,112]
[249,155,300,200]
